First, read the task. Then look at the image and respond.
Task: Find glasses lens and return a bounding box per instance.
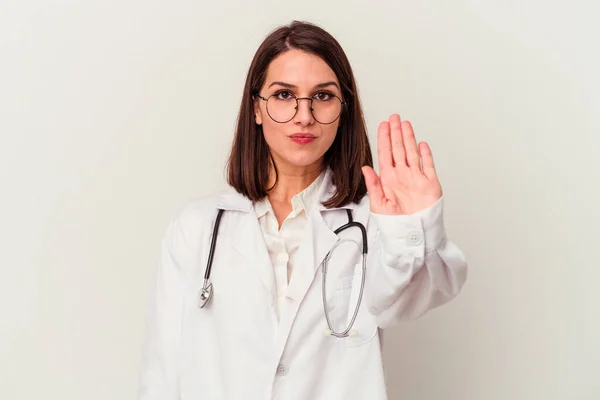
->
[265,94,343,124]
[312,95,342,124]
[266,95,297,123]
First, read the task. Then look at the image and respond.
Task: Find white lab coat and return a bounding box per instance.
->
[137,168,467,400]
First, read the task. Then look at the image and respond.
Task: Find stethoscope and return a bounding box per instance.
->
[198,208,368,339]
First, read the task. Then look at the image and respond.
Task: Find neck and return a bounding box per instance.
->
[267,161,323,204]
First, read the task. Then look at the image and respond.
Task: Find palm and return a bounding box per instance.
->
[362,114,442,215]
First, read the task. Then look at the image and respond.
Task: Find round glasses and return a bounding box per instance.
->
[255,91,347,124]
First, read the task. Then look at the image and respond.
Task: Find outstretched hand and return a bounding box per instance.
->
[362,114,443,215]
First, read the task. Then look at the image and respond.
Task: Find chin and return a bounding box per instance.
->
[282,153,323,168]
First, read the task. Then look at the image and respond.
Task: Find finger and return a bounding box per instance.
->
[402,120,421,170]
[361,166,386,203]
[388,114,407,169]
[377,121,394,169]
[419,142,438,180]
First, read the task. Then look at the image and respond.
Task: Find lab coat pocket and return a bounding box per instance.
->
[335,265,378,347]
[333,274,355,330]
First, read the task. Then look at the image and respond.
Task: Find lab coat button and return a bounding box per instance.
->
[406,230,423,246]
[276,364,288,376]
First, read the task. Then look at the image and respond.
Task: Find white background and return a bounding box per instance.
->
[1,0,599,399]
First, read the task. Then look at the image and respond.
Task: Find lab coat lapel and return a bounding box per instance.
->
[284,207,339,304]
[216,188,276,300]
[285,168,341,305]
[231,209,276,297]
[273,204,338,358]
[274,171,356,357]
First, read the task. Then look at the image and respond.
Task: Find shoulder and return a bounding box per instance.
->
[175,188,234,225]
[355,193,371,209]
[348,193,371,217]
[164,188,236,245]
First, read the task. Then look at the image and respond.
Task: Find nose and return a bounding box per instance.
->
[293,98,314,126]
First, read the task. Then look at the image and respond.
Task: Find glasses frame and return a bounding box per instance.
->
[255,92,348,125]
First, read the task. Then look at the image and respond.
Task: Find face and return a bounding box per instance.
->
[254,49,343,172]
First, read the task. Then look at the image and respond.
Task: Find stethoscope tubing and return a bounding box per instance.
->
[198,208,368,338]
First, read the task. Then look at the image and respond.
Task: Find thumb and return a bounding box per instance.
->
[361,166,385,204]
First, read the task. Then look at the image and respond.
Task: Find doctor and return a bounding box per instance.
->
[138,21,467,400]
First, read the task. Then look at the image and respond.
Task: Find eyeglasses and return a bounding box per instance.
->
[255,91,347,124]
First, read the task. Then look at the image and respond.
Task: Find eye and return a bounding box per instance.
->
[274,90,295,100]
[313,92,334,101]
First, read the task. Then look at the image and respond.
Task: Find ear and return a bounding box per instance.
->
[253,97,263,125]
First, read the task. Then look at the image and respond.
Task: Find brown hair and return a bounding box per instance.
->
[226,20,373,208]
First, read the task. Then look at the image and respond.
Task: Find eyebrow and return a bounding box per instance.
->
[267,81,340,90]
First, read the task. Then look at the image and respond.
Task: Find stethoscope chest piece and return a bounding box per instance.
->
[198,280,213,309]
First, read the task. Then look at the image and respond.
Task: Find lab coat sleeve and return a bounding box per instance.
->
[365,196,467,329]
[137,215,187,400]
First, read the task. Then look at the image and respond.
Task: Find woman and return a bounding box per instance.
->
[138,21,467,400]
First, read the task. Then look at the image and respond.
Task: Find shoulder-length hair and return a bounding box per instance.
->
[226,20,373,208]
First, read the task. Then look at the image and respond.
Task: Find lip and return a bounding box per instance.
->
[288,133,317,145]
[289,133,317,138]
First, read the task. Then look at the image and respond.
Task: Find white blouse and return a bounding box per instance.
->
[253,171,326,319]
